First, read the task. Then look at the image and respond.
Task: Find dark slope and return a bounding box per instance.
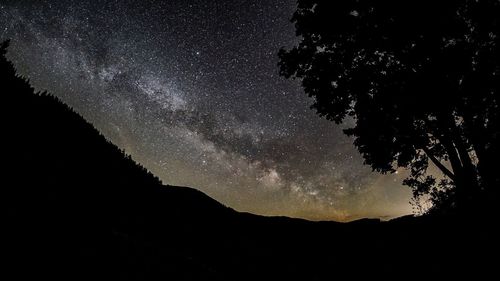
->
[0,40,234,279]
[2,41,497,280]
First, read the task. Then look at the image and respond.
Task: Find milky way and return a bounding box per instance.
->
[1,0,413,221]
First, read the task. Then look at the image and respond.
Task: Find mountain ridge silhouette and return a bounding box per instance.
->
[2,41,495,280]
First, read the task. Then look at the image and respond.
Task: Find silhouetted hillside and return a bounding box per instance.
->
[2,41,497,280]
[1,39,235,279]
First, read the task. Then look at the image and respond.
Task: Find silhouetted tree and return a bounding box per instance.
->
[279,0,499,213]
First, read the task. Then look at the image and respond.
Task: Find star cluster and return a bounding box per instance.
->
[1,0,412,221]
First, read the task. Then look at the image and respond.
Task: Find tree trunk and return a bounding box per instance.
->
[435,113,481,210]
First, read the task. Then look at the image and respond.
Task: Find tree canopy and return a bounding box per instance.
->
[279,0,499,213]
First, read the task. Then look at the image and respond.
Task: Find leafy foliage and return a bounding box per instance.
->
[279,0,500,213]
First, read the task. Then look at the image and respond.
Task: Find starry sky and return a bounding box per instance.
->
[0,0,413,221]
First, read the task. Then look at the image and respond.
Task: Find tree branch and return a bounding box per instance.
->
[422,147,456,181]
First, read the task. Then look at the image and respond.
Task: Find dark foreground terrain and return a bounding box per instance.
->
[2,42,497,280]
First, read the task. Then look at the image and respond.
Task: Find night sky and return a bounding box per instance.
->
[1,0,413,221]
